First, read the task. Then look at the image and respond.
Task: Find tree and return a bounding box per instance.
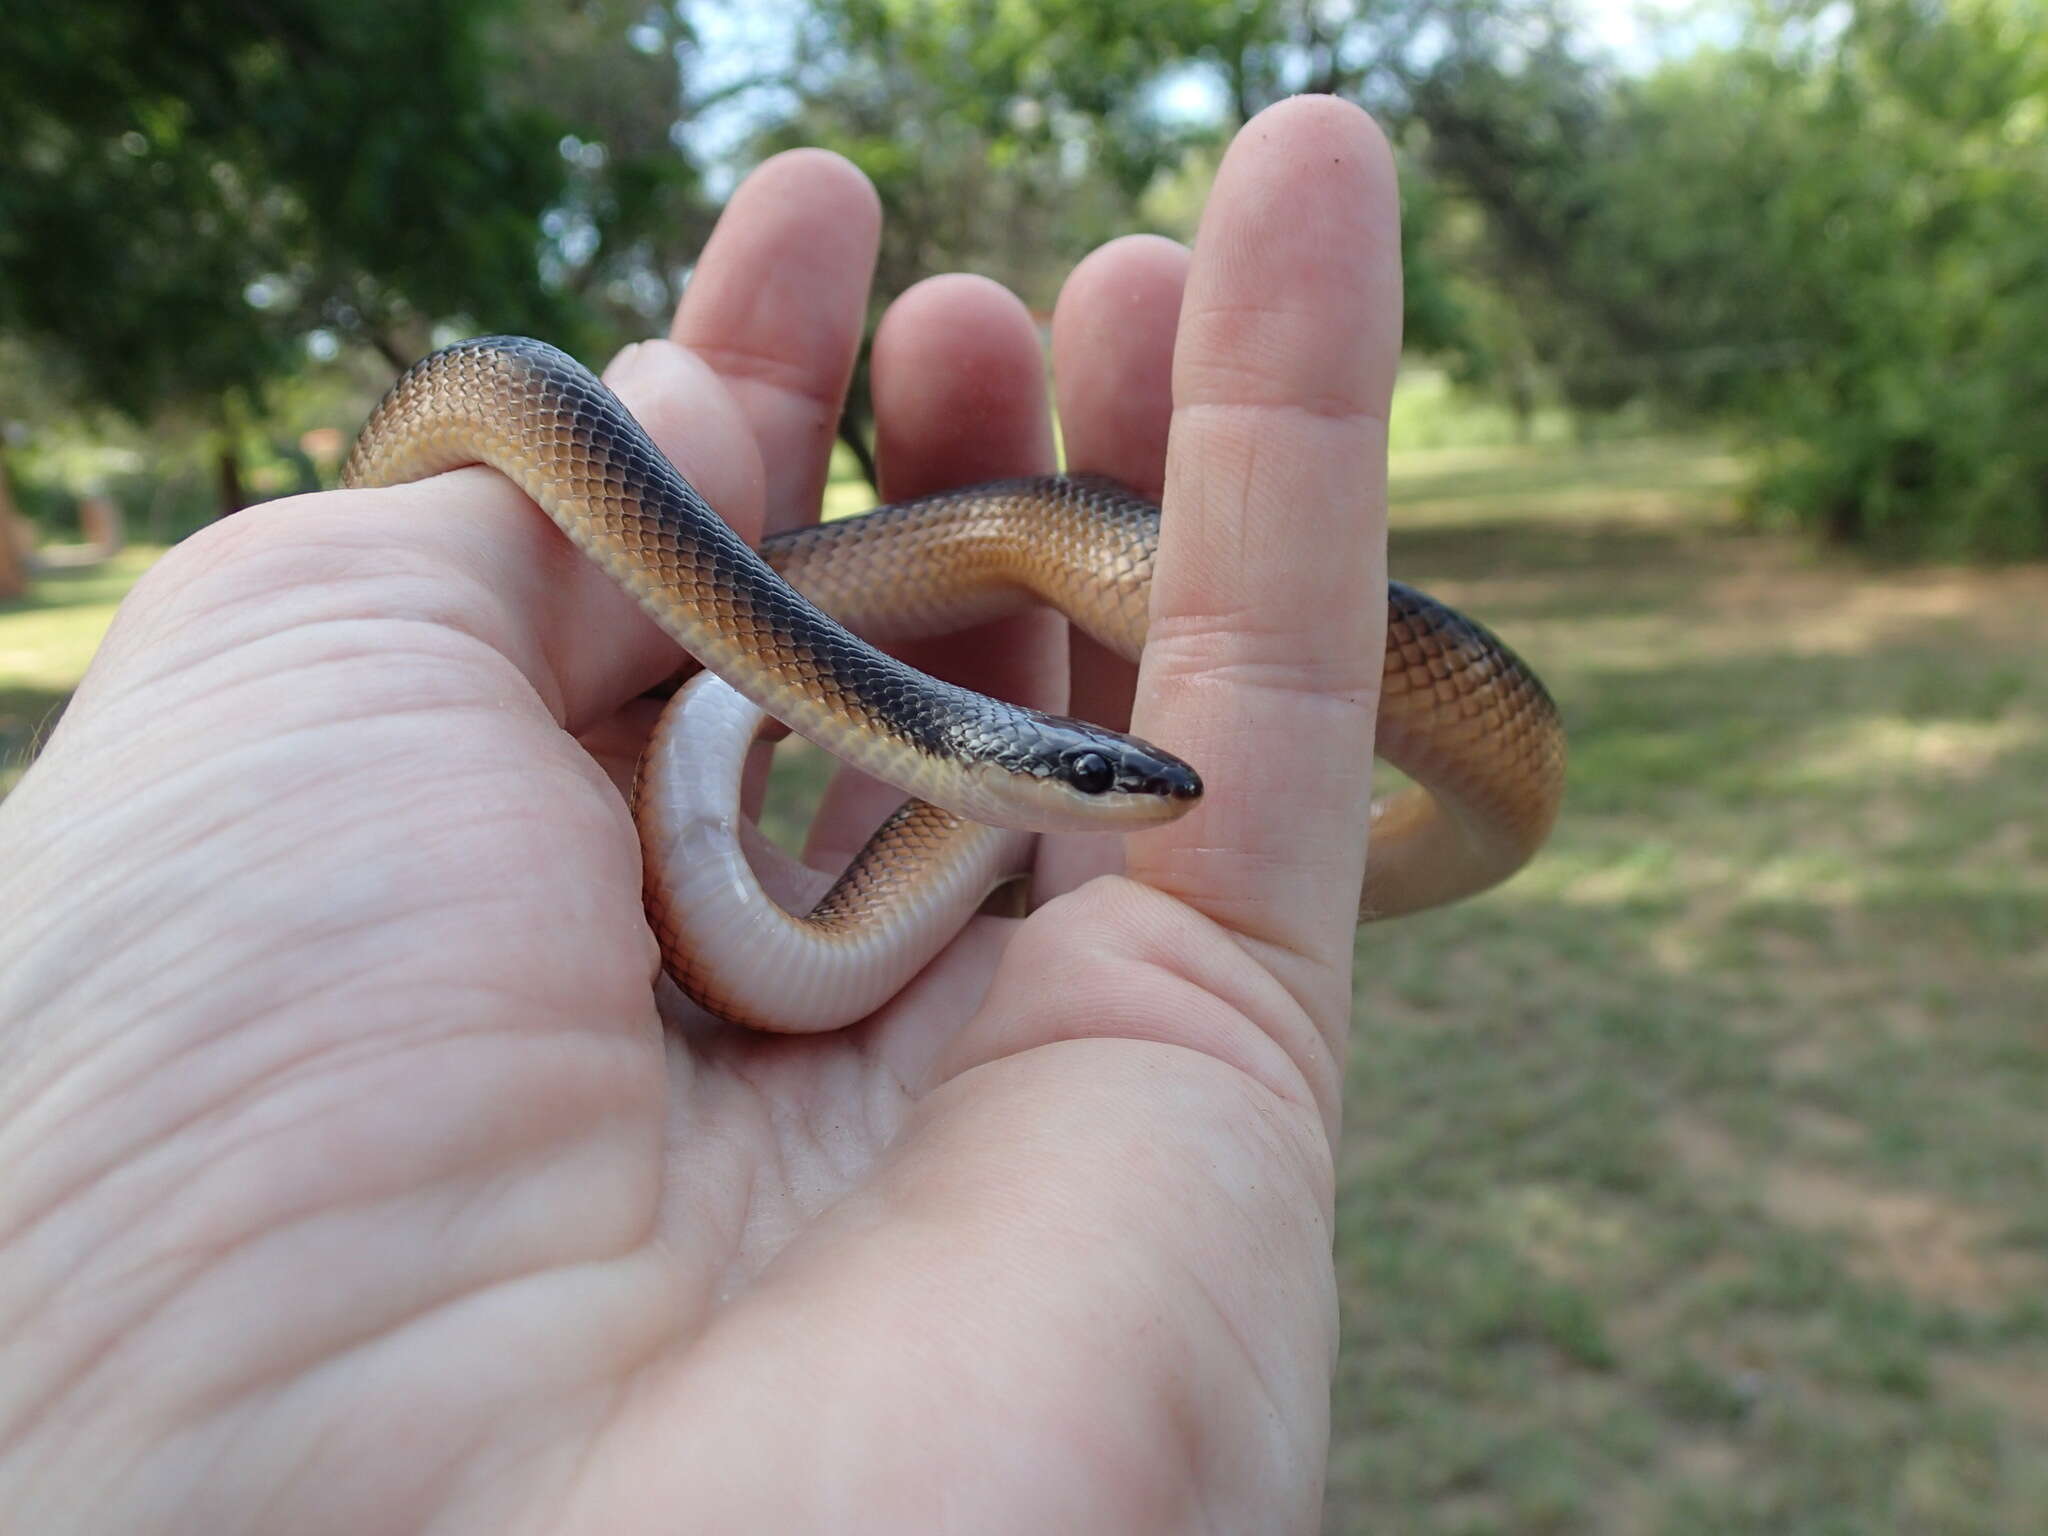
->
[745,0,1559,479]
[0,480,28,602]
[0,0,699,514]
[1405,0,2048,554]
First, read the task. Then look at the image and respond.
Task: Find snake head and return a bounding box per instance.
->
[954,710,1201,832]
[1055,736,1201,804]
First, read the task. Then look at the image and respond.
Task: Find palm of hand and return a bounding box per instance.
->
[0,100,1396,1534]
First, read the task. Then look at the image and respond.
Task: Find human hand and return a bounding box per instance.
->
[0,96,1396,1533]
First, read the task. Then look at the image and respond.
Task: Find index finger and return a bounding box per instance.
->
[670,150,880,536]
[1124,97,1399,1041]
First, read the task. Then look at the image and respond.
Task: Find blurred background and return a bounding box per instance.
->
[3,1,2044,1528]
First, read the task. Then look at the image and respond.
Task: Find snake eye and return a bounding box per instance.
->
[1066,751,1115,795]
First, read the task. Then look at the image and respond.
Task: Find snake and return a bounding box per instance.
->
[344,335,1566,1031]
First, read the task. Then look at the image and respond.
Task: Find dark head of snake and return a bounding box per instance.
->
[344,335,1566,1031]
[344,334,1207,837]
[937,705,1202,832]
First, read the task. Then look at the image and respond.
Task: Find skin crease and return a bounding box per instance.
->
[0,96,1395,1536]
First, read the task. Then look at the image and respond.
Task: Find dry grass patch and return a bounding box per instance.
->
[1663,1110,2043,1313]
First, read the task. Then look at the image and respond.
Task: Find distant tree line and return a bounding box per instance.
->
[1,0,2041,556]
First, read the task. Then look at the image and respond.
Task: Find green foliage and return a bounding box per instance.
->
[6,0,2041,555]
[1433,0,2048,556]
[825,0,1238,191]
[0,0,698,423]
[1746,0,2048,556]
[762,0,1554,471]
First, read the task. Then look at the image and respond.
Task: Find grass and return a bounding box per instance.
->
[1326,433,2048,1533]
[5,403,2047,1532]
[0,547,161,795]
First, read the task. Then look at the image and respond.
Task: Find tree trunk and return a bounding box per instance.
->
[1822,494,1865,545]
[836,414,878,495]
[0,443,30,601]
[215,437,245,519]
[34,494,126,570]
[1510,367,1536,445]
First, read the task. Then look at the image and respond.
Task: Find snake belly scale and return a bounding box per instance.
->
[344,335,1566,1031]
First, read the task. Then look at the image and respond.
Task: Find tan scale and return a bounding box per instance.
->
[346,336,1567,1030]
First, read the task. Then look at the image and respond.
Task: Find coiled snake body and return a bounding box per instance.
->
[345,336,1565,1030]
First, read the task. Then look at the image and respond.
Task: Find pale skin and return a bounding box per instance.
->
[0,97,1397,1534]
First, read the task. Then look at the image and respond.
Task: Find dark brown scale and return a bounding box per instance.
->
[348,335,1568,936]
[345,336,1197,819]
[805,801,970,928]
[762,477,1568,919]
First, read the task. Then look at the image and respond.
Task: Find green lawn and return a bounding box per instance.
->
[0,547,161,795]
[1330,436,2048,1533]
[5,428,2045,1532]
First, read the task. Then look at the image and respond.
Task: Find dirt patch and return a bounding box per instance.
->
[1935,1355,2048,1433]
[1669,1435,1743,1485]
[1663,1111,2042,1311]
[1664,1111,1746,1180]
[1764,1162,2030,1311]
[1705,562,2048,656]
[1607,1250,1759,1353]
[1597,1436,1750,1536]
[1783,1103,1868,1154]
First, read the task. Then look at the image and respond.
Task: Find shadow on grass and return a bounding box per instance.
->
[0,684,66,795]
[0,550,167,795]
[1390,433,1743,504]
[1395,514,1727,575]
[1,555,149,616]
